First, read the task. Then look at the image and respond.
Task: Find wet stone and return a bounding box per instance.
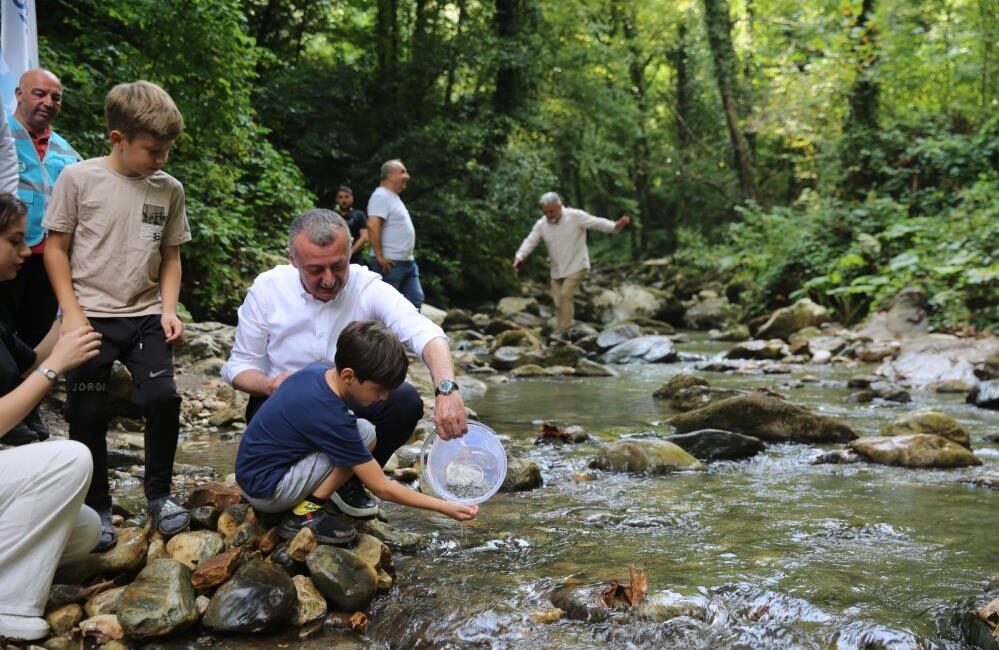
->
[202,559,296,633]
[359,519,424,552]
[78,614,124,644]
[184,483,243,510]
[45,603,83,635]
[501,457,543,491]
[549,584,609,622]
[968,380,999,410]
[188,506,219,532]
[604,335,677,365]
[291,575,328,626]
[56,527,148,584]
[849,434,982,469]
[166,530,225,569]
[191,547,242,590]
[664,429,764,461]
[117,560,200,639]
[306,546,378,612]
[592,439,704,474]
[653,372,708,400]
[85,586,126,617]
[881,411,972,448]
[266,542,309,576]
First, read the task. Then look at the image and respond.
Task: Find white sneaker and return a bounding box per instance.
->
[0,613,49,640]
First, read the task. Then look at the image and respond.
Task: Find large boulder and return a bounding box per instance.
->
[880,411,972,448]
[856,287,929,341]
[491,346,543,370]
[879,334,999,387]
[490,328,542,353]
[666,393,857,444]
[306,546,378,612]
[668,386,744,412]
[591,285,673,324]
[497,296,538,316]
[539,342,586,367]
[202,559,296,633]
[501,458,544,492]
[849,434,982,468]
[652,372,707,399]
[664,429,764,461]
[755,298,830,341]
[117,560,200,639]
[590,439,705,474]
[604,336,677,365]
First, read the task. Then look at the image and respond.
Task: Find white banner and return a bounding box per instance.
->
[0,0,39,113]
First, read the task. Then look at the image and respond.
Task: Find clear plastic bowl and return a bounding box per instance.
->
[419,420,507,505]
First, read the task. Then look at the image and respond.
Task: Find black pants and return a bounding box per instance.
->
[65,315,181,510]
[246,381,423,467]
[0,253,58,347]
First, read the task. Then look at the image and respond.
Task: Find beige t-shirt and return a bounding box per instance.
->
[43,157,191,318]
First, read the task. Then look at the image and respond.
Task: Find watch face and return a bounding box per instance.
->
[436,379,456,395]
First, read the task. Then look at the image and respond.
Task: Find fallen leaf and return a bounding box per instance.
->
[350,611,369,630]
[628,564,648,607]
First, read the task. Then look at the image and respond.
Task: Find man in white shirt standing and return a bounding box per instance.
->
[221,209,467,518]
[367,159,424,308]
[513,192,631,332]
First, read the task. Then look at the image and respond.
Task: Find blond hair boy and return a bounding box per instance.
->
[43,80,191,551]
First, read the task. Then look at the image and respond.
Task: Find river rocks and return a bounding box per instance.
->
[668,393,857,443]
[591,284,674,323]
[117,560,200,639]
[443,308,476,330]
[879,334,999,388]
[191,548,241,590]
[724,339,789,360]
[291,575,327,626]
[501,458,543,491]
[755,298,830,341]
[306,546,378,612]
[636,590,709,622]
[849,434,982,468]
[288,528,318,563]
[653,372,708,399]
[591,439,704,474]
[604,335,677,364]
[539,341,586,366]
[710,324,751,342]
[56,527,149,584]
[968,380,999,410]
[490,328,542,353]
[881,411,972,448]
[165,531,224,569]
[596,323,642,350]
[202,559,296,633]
[360,519,424,552]
[668,386,745,411]
[85,586,126,617]
[664,429,764,461]
[848,383,912,403]
[45,604,83,635]
[574,359,617,377]
[549,584,609,622]
[491,346,542,370]
[497,296,538,316]
[78,614,124,644]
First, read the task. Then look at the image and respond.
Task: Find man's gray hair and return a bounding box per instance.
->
[380,159,404,180]
[539,192,562,206]
[288,208,351,256]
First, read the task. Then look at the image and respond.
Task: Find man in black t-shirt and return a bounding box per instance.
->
[334,185,369,265]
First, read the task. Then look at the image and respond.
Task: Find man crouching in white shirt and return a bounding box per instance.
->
[221,209,468,518]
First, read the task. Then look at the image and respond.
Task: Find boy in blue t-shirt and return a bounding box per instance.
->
[236,320,478,544]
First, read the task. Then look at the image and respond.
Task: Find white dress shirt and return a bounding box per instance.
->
[221,263,446,384]
[514,207,618,279]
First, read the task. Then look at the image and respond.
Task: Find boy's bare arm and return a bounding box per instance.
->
[159,245,184,343]
[353,460,478,521]
[44,231,88,334]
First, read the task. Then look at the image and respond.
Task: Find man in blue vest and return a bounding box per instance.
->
[0,69,81,443]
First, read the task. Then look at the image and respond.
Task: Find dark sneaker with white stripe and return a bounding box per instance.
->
[278,508,356,545]
[330,476,378,518]
[149,496,191,536]
[94,508,117,552]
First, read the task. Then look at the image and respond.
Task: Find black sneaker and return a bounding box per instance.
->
[94,508,117,552]
[2,423,37,446]
[149,496,191,536]
[330,476,378,518]
[278,508,356,546]
[23,406,50,441]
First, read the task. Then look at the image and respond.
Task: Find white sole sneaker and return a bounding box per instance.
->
[0,614,50,641]
[330,492,378,518]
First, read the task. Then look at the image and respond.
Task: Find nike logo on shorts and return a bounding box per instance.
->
[149,369,170,378]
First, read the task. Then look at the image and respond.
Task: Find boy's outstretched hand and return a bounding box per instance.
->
[162,312,184,344]
[442,502,479,521]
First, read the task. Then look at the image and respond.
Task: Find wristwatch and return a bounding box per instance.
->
[434,378,459,396]
[37,366,58,382]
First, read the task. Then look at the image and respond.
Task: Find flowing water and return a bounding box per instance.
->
[181,335,999,649]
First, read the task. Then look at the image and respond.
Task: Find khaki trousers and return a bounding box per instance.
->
[0,441,100,616]
[550,268,588,330]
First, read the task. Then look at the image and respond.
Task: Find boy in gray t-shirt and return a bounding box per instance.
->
[44,81,191,551]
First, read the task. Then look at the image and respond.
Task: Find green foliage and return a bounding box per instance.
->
[38,0,314,321]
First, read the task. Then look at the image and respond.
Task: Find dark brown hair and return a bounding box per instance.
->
[0,192,27,232]
[334,320,409,388]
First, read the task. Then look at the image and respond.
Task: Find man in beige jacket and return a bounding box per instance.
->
[513,192,630,332]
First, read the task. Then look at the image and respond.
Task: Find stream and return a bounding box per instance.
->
[177,335,999,650]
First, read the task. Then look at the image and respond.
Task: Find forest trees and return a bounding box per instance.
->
[23,0,998,328]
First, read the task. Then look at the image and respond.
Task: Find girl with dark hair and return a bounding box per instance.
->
[0,192,105,642]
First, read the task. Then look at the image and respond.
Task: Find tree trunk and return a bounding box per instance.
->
[702,0,758,203]
[840,0,880,197]
[619,1,650,257]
